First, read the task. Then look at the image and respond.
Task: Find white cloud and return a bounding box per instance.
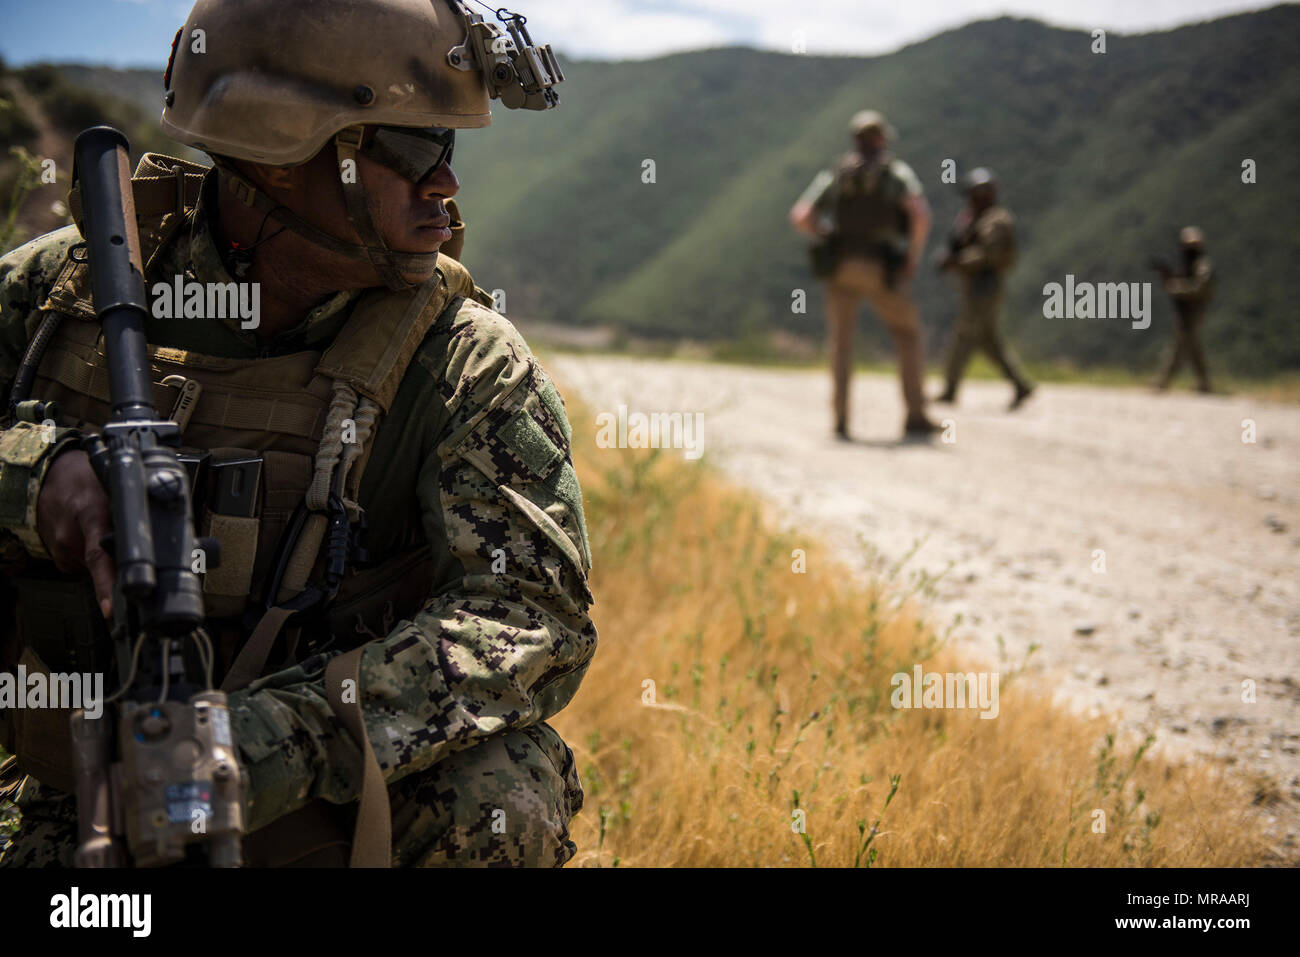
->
[512,0,1281,59]
[517,0,734,59]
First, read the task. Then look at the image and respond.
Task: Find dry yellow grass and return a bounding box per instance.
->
[553,426,1275,867]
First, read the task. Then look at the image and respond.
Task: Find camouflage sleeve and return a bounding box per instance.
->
[228,299,598,832]
[0,226,84,397]
[1164,257,1213,304]
[0,227,84,558]
[797,170,835,216]
[890,159,924,198]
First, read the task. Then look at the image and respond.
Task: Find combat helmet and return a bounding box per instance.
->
[849,110,897,142]
[160,0,563,289]
[1179,226,1205,249]
[961,167,997,191]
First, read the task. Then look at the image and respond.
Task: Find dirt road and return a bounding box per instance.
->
[549,354,1300,850]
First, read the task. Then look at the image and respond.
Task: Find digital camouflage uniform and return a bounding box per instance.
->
[0,169,596,867]
[939,204,1033,400]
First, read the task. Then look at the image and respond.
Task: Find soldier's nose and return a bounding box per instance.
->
[419,163,459,200]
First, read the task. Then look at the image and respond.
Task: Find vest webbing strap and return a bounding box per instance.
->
[219,607,295,693]
[325,644,391,867]
[37,346,327,439]
[68,161,208,237]
[218,274,457,696]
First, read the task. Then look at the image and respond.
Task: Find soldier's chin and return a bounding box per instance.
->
[397,260,442,285]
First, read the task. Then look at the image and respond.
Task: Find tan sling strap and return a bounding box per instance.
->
[324,644,391,867]
[218,607,297,693]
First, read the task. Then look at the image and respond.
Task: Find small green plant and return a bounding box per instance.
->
[854,773,901,867]
[595,804,610,867]
[1,145,42,252]
[791,789,816,868]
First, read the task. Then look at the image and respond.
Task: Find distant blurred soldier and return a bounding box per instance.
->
[935,168,1034,410]
[789,110,937,440]
[1151,226,1213,393]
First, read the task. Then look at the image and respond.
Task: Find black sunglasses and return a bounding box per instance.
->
[361,125,456,184]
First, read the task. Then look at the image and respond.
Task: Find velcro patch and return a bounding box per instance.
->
[499,408,563,478]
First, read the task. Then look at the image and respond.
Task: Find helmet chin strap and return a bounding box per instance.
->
[333,128,420,292]
[214,135,442,293]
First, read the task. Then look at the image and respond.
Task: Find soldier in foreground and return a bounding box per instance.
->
[790,110,938,440]
[934,168,1034,410]
[1152,226,1214,393]
[0,0,594,867]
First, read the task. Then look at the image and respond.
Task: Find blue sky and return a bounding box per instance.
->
[0,0,1283,66]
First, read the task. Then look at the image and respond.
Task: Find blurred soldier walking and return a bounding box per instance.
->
[935,168,1034,410]
[790,110,938,440]
[1152,226,1214,393]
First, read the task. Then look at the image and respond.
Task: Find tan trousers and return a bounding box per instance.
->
[826,256,926,428]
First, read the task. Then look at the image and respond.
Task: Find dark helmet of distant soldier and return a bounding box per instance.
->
[961,167,998,193]
[849,110,897,142]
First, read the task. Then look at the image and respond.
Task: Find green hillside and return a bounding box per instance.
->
[10,5,1300,375]
[447,7,1300,376]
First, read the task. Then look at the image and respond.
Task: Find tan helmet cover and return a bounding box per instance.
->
[849,109,896,142]
[161,0,493,165]
[1179,226,1205,249]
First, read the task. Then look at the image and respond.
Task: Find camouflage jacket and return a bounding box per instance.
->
[0,186,597,832]
[950,205,1017,288]
[1163,254,1213,317]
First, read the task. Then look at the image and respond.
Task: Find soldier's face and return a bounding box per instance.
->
[256,132,461,287]
[353,125,461,265]
[968,185,996,210]
[854,130,887,155]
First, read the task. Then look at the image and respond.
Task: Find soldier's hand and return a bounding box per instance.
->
[36,449,116,619]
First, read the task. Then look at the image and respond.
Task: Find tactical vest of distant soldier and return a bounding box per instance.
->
[951,205,1017,298]
[1171,252,1213,320]
[2,155,489,791]
[831,155,912,258]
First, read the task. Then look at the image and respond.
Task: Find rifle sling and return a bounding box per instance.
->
[325,644,391,867]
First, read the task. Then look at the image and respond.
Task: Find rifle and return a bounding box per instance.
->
[1148,256,1172,278]
[68,126,245,867]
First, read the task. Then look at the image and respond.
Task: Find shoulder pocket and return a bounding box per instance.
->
[448,360,593,599]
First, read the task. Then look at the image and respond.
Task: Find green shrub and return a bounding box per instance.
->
[0,96,38,148]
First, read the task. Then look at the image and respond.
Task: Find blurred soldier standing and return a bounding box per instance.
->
[0,0,592,868]
[1153,227,1214,393]
[790,110,938,440]
[935,168,1034,410]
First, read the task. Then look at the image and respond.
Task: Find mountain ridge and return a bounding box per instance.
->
[9,5,1297,374]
